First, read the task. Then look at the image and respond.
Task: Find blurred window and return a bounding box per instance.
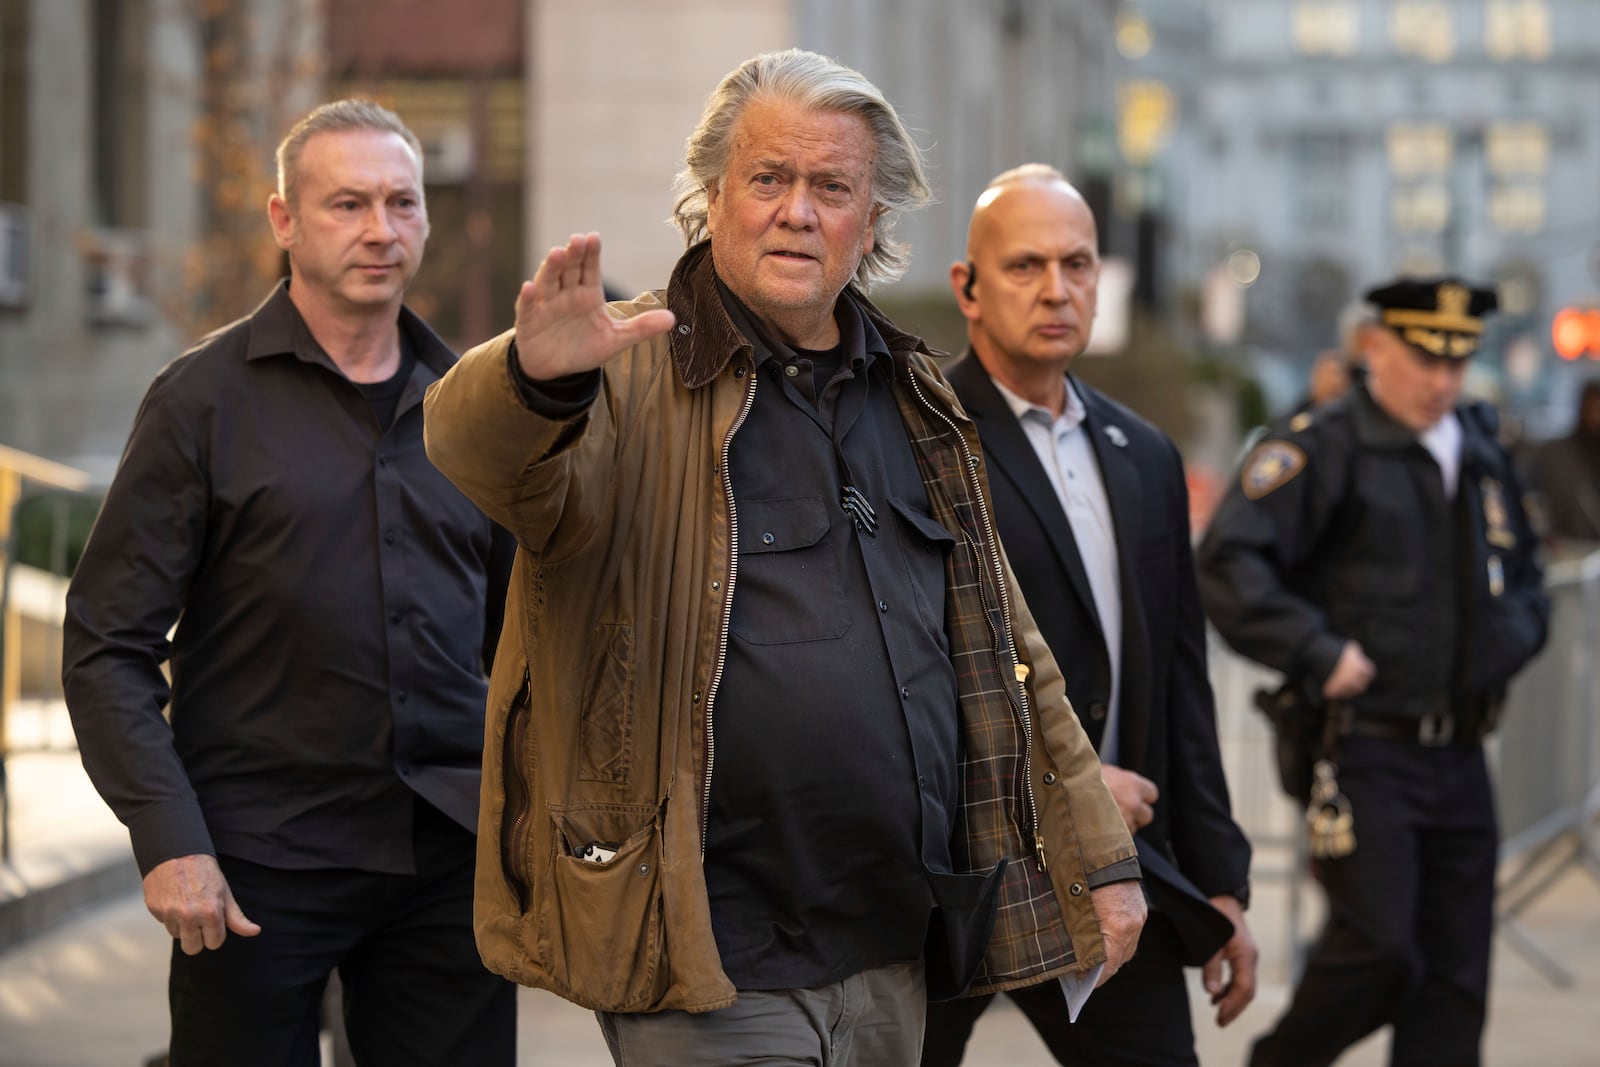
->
[1390,1,1456,63]
[1387,121,1454,177]
[1486,121,1549,176]
[1293,1,1360,55]
[91,0,148,229]
[1489,185,1546,234]
[1485,0,1552,61]
[0,0,24,206]
[1115,10,1153,60]
[1290,132,1351,230]
[1118,80,1177,166]
[1391,182,1451,233]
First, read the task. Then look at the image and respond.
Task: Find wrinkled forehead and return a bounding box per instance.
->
[727,98,875,174]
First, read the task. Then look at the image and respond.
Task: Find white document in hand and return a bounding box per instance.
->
[1057,963,1104,1023]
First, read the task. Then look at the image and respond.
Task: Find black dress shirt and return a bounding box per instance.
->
[705,287,960,990]
[507,286,964,990]
[63,281,514,876]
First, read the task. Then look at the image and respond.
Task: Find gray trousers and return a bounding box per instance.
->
[596,962,926,1066]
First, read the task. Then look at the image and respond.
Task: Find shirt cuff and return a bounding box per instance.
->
[1298,630,1348,689]
[506,340,601,417]
[1083,856,1143,888]
[127,802,217,877]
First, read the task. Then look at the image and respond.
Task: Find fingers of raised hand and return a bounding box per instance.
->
[527,233,600,303]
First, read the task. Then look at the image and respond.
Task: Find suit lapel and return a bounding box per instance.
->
[947,356,1106,638]
[1078,380,1152,767]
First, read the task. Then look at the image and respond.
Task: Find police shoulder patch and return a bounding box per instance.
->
[1242,440,1307,500]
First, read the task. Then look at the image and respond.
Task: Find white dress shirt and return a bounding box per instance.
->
[1420,411,1463,500]
[992,376,1124,763]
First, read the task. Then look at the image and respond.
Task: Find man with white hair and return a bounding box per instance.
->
[426,48,1144,1065]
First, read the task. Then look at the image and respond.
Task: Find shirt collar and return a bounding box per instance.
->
[713,274,887,375]
[991,373,1088,433]
[243,278,457,379]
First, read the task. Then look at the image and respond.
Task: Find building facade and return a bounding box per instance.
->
[0,0,323,477]
[524,0,1121,313]
[1167,0,1600,425]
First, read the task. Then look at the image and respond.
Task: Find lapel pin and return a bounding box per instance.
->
[1104,425,1128,448]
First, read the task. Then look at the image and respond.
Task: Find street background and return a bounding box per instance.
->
[3,2,1600,1064]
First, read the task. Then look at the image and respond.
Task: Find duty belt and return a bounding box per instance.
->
[1331,701,1483,748]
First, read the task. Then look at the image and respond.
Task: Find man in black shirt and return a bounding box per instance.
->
[425,48,1146,1067]
[62,99,516,1066]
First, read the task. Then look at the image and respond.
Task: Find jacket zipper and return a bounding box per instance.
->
[701,369,759,856]
[500,668,534,910]
[907,374,1046,872]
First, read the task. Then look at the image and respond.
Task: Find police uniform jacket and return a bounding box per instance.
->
[1197,384,1548,724]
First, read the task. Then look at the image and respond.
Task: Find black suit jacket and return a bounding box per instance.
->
[947,352,1249,965]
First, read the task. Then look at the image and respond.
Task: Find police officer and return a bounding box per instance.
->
[1198,277,1550,1067]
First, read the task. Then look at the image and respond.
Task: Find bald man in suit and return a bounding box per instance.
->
[921,165,1257,1067]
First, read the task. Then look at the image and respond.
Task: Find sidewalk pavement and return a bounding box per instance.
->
[3,706,1597,1065]
[0,702,139,952]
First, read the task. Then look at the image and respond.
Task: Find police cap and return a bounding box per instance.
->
[1364,276,1498,360]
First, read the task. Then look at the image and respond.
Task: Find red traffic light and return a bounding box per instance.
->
[1553,308,1600,360]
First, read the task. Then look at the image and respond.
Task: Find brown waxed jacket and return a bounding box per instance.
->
[423,243,1136,1014]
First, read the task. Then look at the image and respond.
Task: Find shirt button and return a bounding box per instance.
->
[878,600,888,613]
[384,530,396,546]
[378,455,388,467]
[762,532,775,545]
[784,364,799,377]
[1088,701,1107,721]
[900,686,911,699]
[917,775,927,787]
[389,611,402,625]
[710,580,721,591]
[397,690,409,704]
[397,763,413,776]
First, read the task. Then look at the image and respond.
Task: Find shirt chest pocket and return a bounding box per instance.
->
[730,495,851,645]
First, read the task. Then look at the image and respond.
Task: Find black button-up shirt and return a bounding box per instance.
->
[507,285,965,991]
[63,282,514,876]
[705,287,961,990]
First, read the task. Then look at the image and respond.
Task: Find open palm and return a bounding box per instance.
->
[514,232,677,380]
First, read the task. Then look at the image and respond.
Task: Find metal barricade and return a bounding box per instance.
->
[0,445,94,864]
[1490,549,1600,987]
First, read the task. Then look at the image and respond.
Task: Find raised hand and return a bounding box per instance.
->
[513,232,677,381]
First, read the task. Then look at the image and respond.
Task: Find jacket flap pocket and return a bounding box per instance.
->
[887,496,957,553]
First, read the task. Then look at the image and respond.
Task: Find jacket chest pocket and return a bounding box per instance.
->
[729,496,851,645]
